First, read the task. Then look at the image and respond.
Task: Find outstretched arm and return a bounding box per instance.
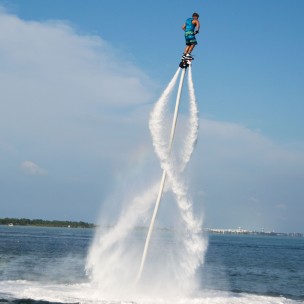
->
[182,23,186,30]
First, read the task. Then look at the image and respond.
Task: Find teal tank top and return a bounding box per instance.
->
[185,18,195,32]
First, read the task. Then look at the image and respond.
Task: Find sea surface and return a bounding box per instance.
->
[0,226,303,304]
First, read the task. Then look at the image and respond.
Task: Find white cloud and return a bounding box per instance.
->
[200,119,304,166]
[0,10,155,148]
[0,9,157,222]
[249,197,259,204]
[21,161,47,176]
[0,11,153,107]
[190,118,304,232]
[276,203,286,209]
[0,9,156,165]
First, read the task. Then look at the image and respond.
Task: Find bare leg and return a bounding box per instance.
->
[184,45,190,54]
[183,44,195,55]
[188,44,195,54]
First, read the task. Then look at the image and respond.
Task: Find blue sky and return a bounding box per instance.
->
[6,0,304,141]
[0,0,303,232]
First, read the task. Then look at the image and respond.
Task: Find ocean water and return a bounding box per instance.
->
[0,226,303,304]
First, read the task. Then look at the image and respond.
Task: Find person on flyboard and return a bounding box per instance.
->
[182,13,200,61]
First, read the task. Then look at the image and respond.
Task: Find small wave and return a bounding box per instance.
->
[0,280,300,304]
[0,298,78,304]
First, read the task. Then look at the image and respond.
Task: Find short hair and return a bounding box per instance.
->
[192,12,199,18]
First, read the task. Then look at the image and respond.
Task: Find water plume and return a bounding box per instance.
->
[86,65,206,299]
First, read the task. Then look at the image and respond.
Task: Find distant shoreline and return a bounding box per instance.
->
[1,218,303,236]
[205,228,303,237]
[0,218,95,228]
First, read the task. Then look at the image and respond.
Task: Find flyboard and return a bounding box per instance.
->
[179,55,194,69]
[135,55,194,283]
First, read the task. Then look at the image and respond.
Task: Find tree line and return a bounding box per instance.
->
[0,217,95,228]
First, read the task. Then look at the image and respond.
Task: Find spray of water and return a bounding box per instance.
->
[85,66,206,298]
[135,68,186,282]
[181,66,200,171]
[147,66,205,292]
[86,183,160,295]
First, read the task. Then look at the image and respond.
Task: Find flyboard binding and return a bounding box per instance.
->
[179,55,194,69]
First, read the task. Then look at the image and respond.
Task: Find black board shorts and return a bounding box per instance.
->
[185,31,197,46]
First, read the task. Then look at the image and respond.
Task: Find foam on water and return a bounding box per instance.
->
[0,280,299,304]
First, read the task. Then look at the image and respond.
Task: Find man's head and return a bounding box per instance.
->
[192,12,199,19]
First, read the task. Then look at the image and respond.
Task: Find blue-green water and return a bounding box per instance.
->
[201,233,304,300]
[0,226,303,303]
